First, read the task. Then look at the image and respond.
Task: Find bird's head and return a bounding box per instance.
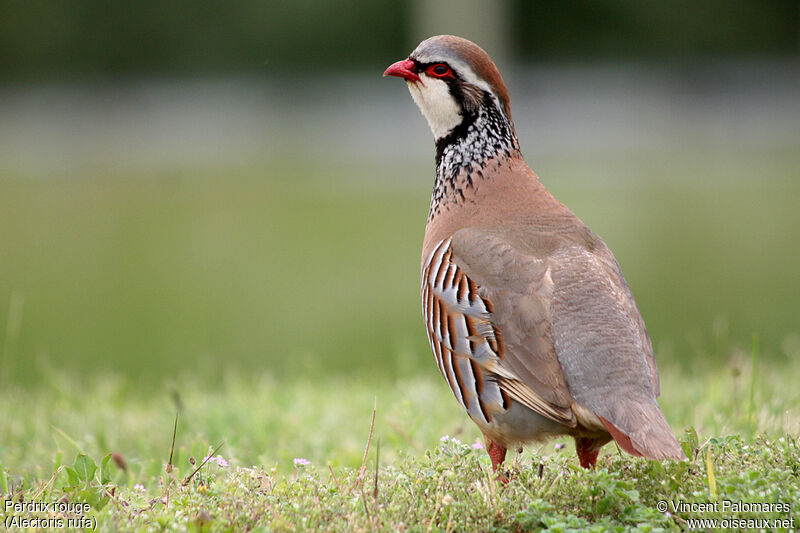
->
[383,35,513,141]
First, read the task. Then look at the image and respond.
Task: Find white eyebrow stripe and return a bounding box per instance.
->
[413,54,492,92]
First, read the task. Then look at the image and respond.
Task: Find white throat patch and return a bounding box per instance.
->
[407,75,462,140]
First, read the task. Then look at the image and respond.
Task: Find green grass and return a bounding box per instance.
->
[1,357,798,531]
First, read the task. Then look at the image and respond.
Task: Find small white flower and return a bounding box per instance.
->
[440,435,450,442]
[293,458,311,467]
[133,484,146,493]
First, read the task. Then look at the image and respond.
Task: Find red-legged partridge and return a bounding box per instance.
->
[384,35,685,474]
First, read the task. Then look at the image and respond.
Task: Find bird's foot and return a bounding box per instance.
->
[575,437,601,469]
[495,471,510,484]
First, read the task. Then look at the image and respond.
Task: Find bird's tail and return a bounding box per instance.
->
[600,401,686,461]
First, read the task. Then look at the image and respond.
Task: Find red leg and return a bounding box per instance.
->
[487,440,507,470]
[487,439,509,483]
[575,437,601,469]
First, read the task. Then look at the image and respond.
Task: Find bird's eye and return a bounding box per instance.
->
[427,64,453,78]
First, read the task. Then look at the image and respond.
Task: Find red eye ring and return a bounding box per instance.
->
[426,64,453,79]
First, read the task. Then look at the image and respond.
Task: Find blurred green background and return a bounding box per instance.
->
[1,0,798,387]
[1,0,798,80]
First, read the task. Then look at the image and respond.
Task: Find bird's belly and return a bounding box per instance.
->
[471,400,569,449]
